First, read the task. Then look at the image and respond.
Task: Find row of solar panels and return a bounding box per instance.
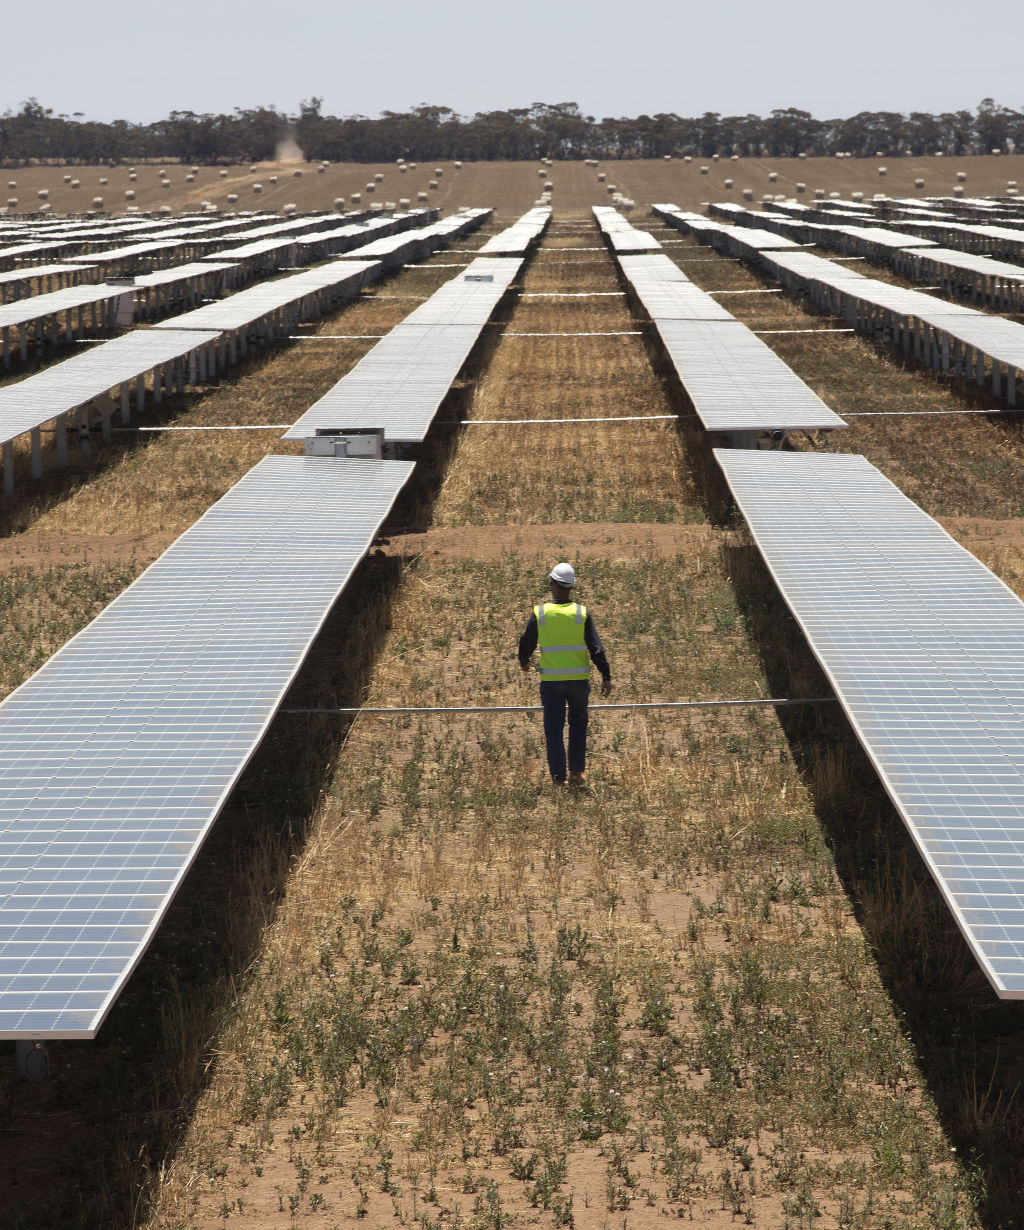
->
[0,208,380,274]
[713,202,1024,314]
[638,200,1024,998]
[284,208,549,443]
[0,210,494,490]
[594,207,844,437]
[0,206,544,1037]
[656,205,1024,408]
[767,197,1024,263]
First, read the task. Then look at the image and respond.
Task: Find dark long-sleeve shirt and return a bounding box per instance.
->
[518,604,611,681]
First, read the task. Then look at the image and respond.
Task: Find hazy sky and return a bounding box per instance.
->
[5,0,1022,125]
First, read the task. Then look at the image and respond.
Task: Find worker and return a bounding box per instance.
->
[518,562,612,787]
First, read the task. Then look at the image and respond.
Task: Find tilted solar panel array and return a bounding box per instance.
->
[613,210,845,435]
[0,456,414,1038]
[663,205,1024,407]
[284,251,523,443]
[715,449,1024,999]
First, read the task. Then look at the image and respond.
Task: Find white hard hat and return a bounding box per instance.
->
[549,562,576,587]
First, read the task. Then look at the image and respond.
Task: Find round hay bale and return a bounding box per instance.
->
[417,190,428,201]
[370,201,383,212]
[829,190,840,198]
[730,154,739,161]
[283,202,297,214]
[39,202,51,213]
[1008,180,1018,189]
[294,169,302,177]
[992,148,1002,155]
[878,166,887,176]
[742,187,753,200]
[6,181,15,189]
[454,161,462,169]
[227,193,238,203]
[37,188,49,199]
[914,177,925,188]
[374,172,383,182]
[384,200,396,210]
[351,192,361,203]
[92,196,103,208]
[429,180,438,189]
[400,164,407,172]
[269,175,278,184]
[852,190,864,201]
[186,173,195,182]
[954,185,965,196]
[158,205,172,214]
[814,188,825,198]
[365,182,375,193]
[191,166,199,173]
[254,183,263,194]
[774,194,786,202]
[798,152,806,159]
[683,155,691,162]
[712,153,720,161]
[538,169,546,177]
[251,165,259,173]
[333,196,344,210]
[796,182,806,193]
[317,165,325,173]
[700,165,709,175]
[762,194,773,203]
[434,168,443,176]
[664,154,671,161]
[723,178,734,188]
[768,171,777,182]
[408,162,417,169]
[99,176,108,185]
[399,197,410,208]
[543,181,553,191]
[63,174,72,184]
[219,169,228,177]
[597,172,606,181]
[126,204,139,214]
[606,184,616,194]
[956,170,967,182]
[128,166,136,173]
[125,189,135,199]
[6,198,17,209]
[70,179,80,188]
[128,172,137,181]
[1008,187,1018,197]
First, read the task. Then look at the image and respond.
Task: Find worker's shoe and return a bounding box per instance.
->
[568,772,586,790]
[551,776,566,787]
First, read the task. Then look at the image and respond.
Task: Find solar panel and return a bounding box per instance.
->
[477,207,551,256]
[284,250,523,443]
[151,261,377,334]
[0,455,414,1038]
[0,329,220,449]
[656,320,846,432]
[715,448,1024,998]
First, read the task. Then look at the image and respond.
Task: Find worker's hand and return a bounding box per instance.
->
[601,678,612,697]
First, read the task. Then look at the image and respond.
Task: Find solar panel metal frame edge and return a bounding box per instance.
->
[713,447,1024,1001]
[0,455,415,1040]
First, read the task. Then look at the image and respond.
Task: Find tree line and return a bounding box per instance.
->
[2,98,1022,166]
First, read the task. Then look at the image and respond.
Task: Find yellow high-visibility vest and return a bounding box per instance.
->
[535,601,590,680]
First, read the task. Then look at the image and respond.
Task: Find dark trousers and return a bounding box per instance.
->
[540,680,590,781]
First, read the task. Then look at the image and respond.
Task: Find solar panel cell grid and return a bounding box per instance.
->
[0,455,413,1038]
[715,448,1024,998]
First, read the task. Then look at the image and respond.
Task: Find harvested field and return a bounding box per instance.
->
[4,182,1024,1229]
[7,153,1024,220]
